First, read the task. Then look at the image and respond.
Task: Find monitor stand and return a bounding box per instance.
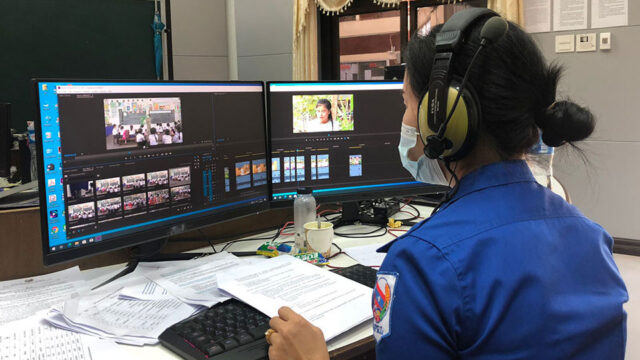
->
[91,238,211,290]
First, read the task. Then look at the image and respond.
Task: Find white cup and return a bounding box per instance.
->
[304,221,333,258]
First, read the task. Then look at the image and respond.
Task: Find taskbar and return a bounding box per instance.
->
[272,181,424,200]
[49,196,267,252]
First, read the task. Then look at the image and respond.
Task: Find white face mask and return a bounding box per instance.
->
[398,124,448,185]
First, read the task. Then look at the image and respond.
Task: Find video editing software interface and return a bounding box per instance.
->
[38,81,268,254]
[269,82,427,200]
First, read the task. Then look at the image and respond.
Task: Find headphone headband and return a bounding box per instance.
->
[420,8,502,161]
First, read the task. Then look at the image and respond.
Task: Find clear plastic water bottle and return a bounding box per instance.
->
[527,135,554,187]
[293,187,316,253]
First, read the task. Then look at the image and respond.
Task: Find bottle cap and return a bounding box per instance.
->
[296,187,312,195]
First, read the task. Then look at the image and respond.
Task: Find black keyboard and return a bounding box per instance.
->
[159,264,378,360]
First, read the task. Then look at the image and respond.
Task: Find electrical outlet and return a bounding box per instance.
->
[576,33,597,52]
[555,34,575,53]
[600,32,611,50]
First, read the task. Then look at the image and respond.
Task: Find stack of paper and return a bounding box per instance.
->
[218,255,373,341]
[142,252,242,307]
[45,271,197,345]
[43,252,247,345]
[0,267,86,326]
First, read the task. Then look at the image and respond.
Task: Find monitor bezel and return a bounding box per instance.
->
[265,80,449,208]
[34,79,270,266]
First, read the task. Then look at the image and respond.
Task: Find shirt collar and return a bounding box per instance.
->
[377,160,535,254]
[449,159,535,202]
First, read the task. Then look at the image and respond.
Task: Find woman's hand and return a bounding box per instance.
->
[268,306,329,360]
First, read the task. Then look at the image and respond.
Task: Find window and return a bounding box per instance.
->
[319,0,488,80]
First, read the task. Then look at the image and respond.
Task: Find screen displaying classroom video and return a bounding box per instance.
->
[269,81,435,200]
[105,97,183,150]
[38,81,269,254]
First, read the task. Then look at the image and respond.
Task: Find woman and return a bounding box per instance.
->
[306,99,336,132]
[267,11,627,360]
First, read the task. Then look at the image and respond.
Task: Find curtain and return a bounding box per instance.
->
[293,0,318,80]
[487,0,524,26]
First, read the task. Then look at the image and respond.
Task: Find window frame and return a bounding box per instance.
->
[318,0,487,80]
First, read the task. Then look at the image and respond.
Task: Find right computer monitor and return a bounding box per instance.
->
[268,81,445,203]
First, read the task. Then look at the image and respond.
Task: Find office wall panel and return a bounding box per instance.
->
[237,54,293,82]
[554,141,640,239]
[173,55,229,80]
[171,0,228,57]
[234,0,294,57]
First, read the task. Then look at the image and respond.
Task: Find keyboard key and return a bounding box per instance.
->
[237,332,253,345]
[248,323,271,340]
[221,338,239,350]
[204,343,224,356]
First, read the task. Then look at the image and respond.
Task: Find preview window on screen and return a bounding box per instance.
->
[269,82,424,200]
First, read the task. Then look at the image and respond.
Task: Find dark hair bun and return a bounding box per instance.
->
[539,100,595,147]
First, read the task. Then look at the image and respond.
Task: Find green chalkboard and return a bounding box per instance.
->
[0,0,157,131]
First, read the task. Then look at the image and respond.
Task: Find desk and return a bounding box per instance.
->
[70,204,429,360]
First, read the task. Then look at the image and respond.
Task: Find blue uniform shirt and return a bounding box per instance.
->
[374,160,628,359]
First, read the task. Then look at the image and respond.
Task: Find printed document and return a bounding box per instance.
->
[344,243,387,269]
[218,255,373,341]
[144,251,242,306]
[0,266,85,325]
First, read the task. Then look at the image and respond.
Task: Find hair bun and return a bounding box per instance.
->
[538,100,595,147]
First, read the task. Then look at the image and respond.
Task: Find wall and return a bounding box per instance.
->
[528,4,639,358]
[530,2,640,240]
[170,0,229,80]
[233,0,293,81]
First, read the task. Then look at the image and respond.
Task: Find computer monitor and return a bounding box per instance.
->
[267,81,447,205]
[35,80,269,265]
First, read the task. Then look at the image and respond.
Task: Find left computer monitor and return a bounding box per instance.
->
[35,80,269,265]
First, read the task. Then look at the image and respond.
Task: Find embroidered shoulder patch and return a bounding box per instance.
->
[372,271,398,342]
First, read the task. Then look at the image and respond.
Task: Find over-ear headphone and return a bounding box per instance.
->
[417,8,508,161]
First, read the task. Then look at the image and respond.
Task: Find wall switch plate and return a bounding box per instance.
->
[555,34,575,53]
[576,33,597,52]
[600,32,611,50]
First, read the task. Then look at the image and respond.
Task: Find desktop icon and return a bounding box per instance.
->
[47,178,55,187]
[49,210,58,219]
[47,163,55,171]
[48,194,57,203]
[45,132,52,139]
[63,224,67,233]
[42,84,48,91]
[51,226,59,234]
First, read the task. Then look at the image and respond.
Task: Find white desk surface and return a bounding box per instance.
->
[77,204,432,359]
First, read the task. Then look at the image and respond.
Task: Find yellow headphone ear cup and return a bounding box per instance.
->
[442,87,470,158]
[417,87,470,159]
[417,92,435,145]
